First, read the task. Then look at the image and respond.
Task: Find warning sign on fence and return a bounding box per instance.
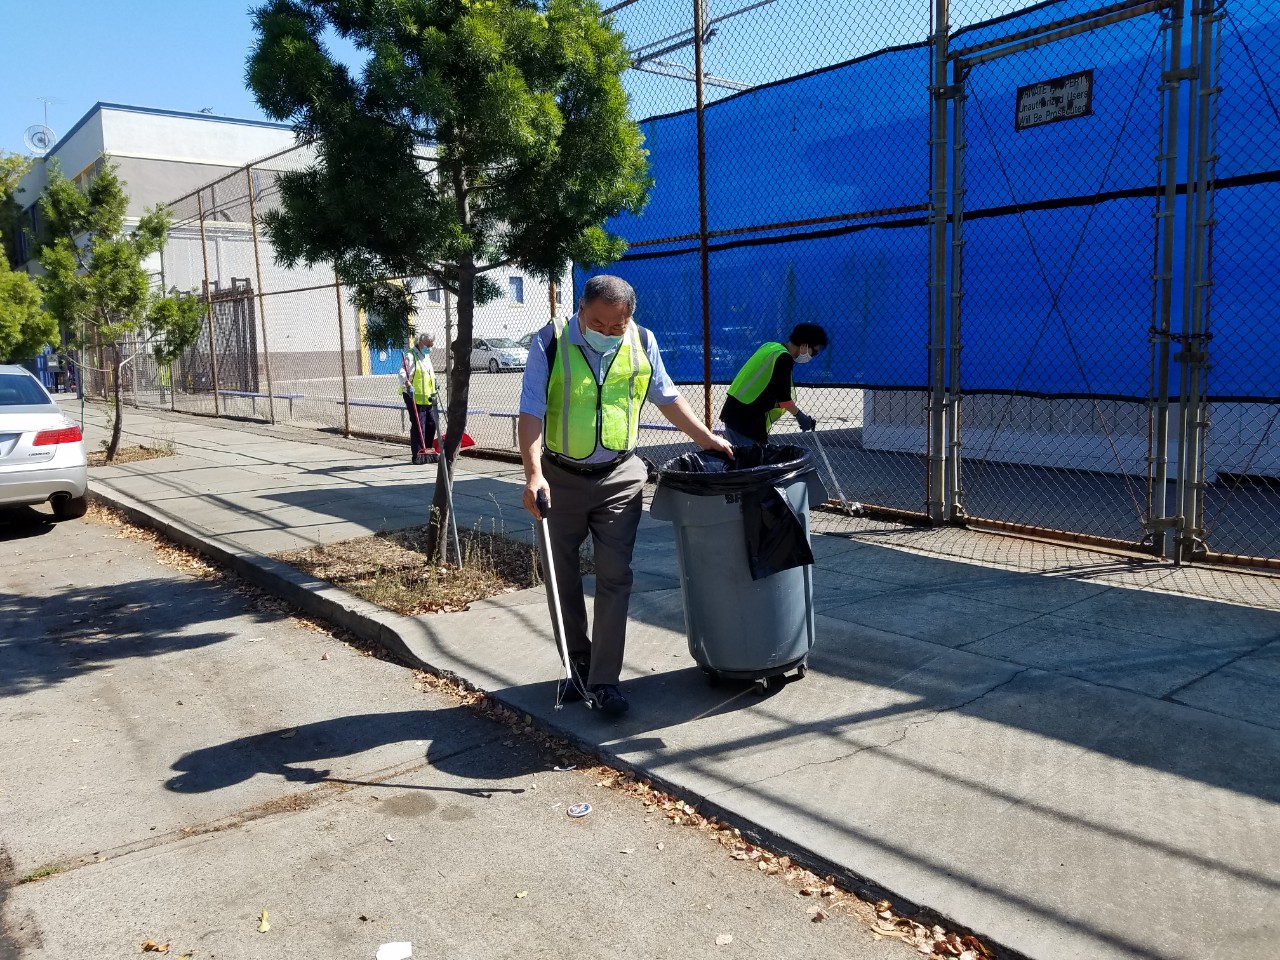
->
[1015,70,1094,131]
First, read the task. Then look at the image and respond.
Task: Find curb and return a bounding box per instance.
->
[87,481,1026,960]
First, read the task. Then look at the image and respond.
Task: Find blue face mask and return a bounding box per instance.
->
[581,325,624,354]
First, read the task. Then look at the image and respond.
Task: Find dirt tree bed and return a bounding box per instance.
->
[276,524,593,616]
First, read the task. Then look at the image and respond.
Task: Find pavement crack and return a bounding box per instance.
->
[706,667,1034,800]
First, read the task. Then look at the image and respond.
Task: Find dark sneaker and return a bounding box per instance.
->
[589,684,629,717]
[557,656,591,704]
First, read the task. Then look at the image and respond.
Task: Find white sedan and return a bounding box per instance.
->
[0,365,88,520]
[470,337,528,373]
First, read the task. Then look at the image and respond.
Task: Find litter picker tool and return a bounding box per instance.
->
[535,491,590,709]
[810,428,858,518]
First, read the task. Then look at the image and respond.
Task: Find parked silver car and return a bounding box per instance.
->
[471,337,528,373]
[0,365,89,520]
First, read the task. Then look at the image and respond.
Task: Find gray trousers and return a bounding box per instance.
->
[542,454,647,687]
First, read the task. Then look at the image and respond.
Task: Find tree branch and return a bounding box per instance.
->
[474,258,517,275]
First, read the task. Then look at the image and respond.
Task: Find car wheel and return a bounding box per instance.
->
[489,359,500,373]
[52,494,88,521]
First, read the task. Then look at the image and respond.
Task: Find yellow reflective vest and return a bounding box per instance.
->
[402,348,435,404]
[727,342,792,432]
[545,320,653,460]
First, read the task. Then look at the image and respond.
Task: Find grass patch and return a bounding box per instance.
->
[277,522,594,616]
[18,864,61,884]
[88,442,175,467]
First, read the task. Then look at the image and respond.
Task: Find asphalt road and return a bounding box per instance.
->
[0,503,917,960]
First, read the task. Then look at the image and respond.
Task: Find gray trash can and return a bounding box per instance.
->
[650,444,826,692]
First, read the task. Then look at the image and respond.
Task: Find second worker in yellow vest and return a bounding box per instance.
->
[719,323,828,447]
[399,332,438,465]
[518,275,734,717]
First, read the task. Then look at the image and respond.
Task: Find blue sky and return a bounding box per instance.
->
[0,1,275,156]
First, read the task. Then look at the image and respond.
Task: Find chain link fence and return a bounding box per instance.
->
[127,0,1279,572]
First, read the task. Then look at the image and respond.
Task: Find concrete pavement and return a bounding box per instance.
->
[65,399,1280,959]
[0,508,915,960]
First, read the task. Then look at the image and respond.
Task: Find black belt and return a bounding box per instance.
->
[544,451,633,476]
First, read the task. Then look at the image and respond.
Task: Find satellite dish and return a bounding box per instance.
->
[24,124,55,155]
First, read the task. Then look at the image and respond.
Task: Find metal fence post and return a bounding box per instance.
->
[196,190,222,417]
[928,0,951,522]
[333,272,352,437]
[1150,0,1186,559]
[245,167,278,425]
[693,0,713,428]
[946,57,968,522]
[1175,0,1222,562]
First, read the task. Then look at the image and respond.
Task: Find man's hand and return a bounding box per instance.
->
[701,434,735,458]
[523,474,550,519]
[796,411,817,432]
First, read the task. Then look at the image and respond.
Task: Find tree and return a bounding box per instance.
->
[0,153,57,363]
[247,0,651,557]
[0,249,57,362]
[38,161,206,460]
[0,152,30,251]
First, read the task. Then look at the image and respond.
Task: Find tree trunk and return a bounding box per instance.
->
[107,343,124,462]
[426,263,475,563]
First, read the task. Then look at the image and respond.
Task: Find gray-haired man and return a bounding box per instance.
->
[518,275,733,715]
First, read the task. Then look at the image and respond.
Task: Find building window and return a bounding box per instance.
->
[508,276,524,304]
[426,287,442,304]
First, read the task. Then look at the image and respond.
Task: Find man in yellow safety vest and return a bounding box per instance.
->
[518,275,733,716]
[398,332,437,465]
[719,323,828,447]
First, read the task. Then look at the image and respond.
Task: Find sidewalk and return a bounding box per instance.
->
[75,401,1279,960]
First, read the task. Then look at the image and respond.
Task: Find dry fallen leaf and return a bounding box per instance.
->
[715,934,733,946]
[515,890,528,899]
[140,941,169,953]
[258,910,270,933]
[321,652,330,660]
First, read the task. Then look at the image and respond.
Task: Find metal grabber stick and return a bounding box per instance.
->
[811,427,858,518]
[535,491,589,709]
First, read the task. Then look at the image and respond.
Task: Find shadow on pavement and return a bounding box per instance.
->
[164,708,542,795]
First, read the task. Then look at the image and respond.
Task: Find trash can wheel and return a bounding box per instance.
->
[702,667,722,688]
[795,660,808,679]
[752,677,770,696]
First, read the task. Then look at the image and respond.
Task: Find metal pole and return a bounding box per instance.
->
[927,0,951,522]
[1150,0,1186,559]
[333,272,352,437]
[946,59,968,522]
[443,283,454,404]
[245,167,278,424]
[693,0,713,428]
[1176,0,1221,562]
[196,190,221,417]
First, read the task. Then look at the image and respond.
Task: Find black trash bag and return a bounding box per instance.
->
[658,444,816,580]
[657,443,813,492]
[742,482,814,580]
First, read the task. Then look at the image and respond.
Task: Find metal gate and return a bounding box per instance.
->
[945,0,1185,554]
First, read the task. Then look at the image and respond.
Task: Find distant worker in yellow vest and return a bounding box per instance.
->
[719,324,828,447]
[398,332,438,465]
[518,275,733,716]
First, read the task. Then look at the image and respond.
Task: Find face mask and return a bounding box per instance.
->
[794,350,813,364]
[582,325,624,353]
